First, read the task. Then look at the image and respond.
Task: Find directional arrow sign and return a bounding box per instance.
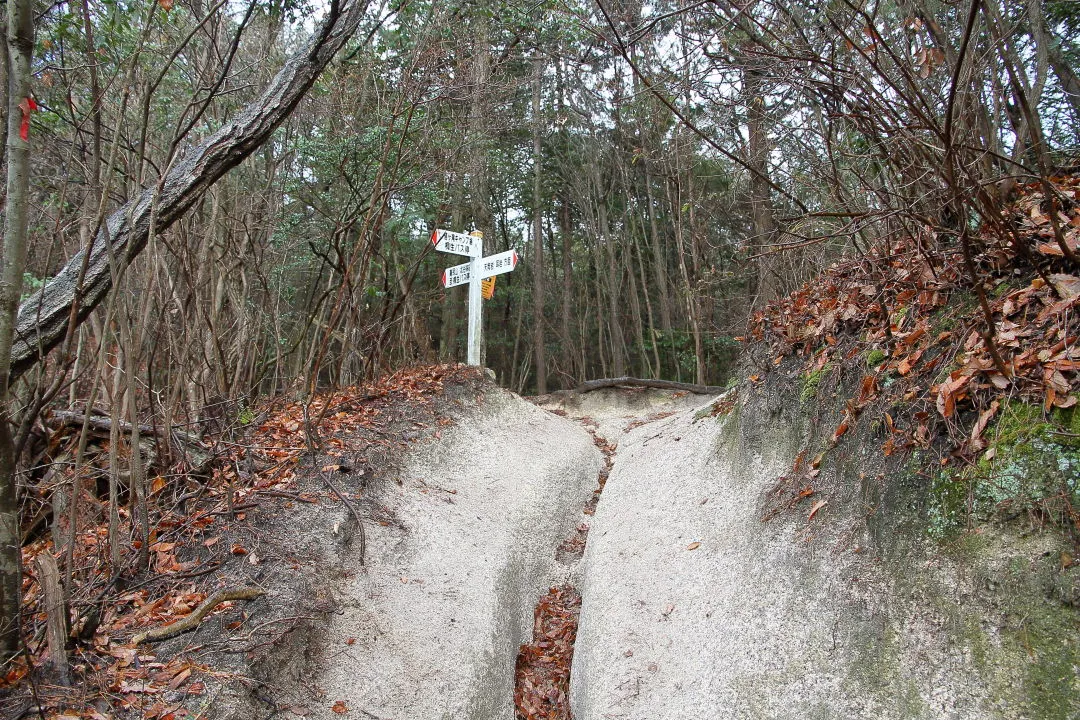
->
[441,262,472,288]
[431,228,482,258]
[441,250,519,288]
[430,227,518,366]
[477,249,519,279]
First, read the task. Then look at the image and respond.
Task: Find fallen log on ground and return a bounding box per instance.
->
[43,411,213,472]
[44,410,160,436]
[573,377,725,395]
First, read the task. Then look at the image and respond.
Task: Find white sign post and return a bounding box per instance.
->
[431,229,519,366]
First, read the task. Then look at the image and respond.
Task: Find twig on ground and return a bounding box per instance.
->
[132,586,266,644]
[319,471,367,566]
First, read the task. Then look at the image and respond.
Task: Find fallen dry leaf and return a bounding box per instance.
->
[807,499,828,522]
[686,542,701,551]
[1049,274,1080,299]
[832,420,849,442]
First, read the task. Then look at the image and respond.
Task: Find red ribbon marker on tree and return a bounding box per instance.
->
[18,97,38,141]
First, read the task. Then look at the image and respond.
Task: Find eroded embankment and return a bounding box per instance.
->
[568,380,1080,720]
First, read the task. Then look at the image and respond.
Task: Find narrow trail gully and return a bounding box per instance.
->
[513,390,694,720]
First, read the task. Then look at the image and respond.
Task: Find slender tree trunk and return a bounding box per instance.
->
[1048,39,1080,123]
[632,219,661,378]
[744,64,780,306]
[0,0,33,658]
[555,58,576,388]
[624,236,650,378]
[124,343,149,570]
[598,202,626,377]
[559,195,575,387]
[441,172,466,361]
[685,169,706,385]
[644,161,672,336]
[531,56,547,394]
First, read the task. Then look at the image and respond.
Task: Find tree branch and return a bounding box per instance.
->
[10,0,369,381]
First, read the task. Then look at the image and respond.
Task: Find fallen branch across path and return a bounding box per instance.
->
[320,470,367,566]
[132,587,265,644]
[573,377,725,395]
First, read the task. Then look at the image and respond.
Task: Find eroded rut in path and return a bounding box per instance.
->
[513,391,696,720]
[512,420,615,720]
[242,383,704,720]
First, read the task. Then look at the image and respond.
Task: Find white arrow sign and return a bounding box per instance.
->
[441,250,519,288]
[441,262,472,289]
[477,249,519,279]
[431,228,482,258]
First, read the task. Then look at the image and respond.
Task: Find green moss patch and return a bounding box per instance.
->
[927,401,1080,540]
[1018,604,1080,720]
[801,365,831,402]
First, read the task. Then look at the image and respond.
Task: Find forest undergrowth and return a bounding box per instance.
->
[4,170,1080,717]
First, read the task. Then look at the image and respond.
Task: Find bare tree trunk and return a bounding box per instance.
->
[559,196,575,387]
[644,162,673,336]
[0,0,33,658]
[34,553,67,684]
[631,219,660,378]
[598,201,626,377]
[1048,38,1080,123]
[531,55,547,394]
[744,64,780,306]
[555,58,577,388]
[685,170,706,386]
[441,173,466,361]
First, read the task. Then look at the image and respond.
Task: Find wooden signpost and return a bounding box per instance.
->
[432,229,519,366]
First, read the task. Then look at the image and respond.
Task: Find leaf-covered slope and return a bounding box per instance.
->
[747,174,1080,535]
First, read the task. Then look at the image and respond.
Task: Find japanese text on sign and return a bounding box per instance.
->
[431,229,481,258]
[442,264,471,288]
[478,250,518,278]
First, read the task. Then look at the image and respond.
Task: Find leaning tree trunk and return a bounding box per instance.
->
[0,0,34,659]
[0,0,365,658]
[10,0,367,381]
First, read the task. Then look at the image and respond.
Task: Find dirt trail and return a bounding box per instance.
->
[282,384,703,720]
[165,380,710,720]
